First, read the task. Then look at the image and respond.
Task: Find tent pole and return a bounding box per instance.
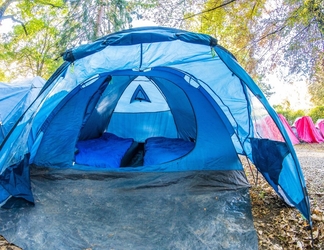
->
[245,155,257,185]
[308,224,314,249]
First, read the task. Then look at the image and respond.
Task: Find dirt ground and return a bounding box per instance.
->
[247,143,324,250]
[1,143,323,249]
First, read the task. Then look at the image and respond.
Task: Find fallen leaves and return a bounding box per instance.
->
[245,143,324,250]
[311,208,324,222]
[0,236,21,250]
[249,182,323,249]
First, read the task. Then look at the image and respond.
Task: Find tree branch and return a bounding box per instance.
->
[0,0,19,19]
[35,0,64,8]
[183,0,237,20]
[0,15,28,35]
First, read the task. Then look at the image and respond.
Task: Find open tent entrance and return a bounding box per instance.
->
[104,73,188,143]
[1,67,257,249]
[32,67,241,172]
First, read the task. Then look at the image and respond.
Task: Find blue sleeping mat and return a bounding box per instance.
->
[144,137,195,165]
[75,133,134,168]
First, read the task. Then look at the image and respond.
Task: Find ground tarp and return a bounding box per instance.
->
[0,168,258,250]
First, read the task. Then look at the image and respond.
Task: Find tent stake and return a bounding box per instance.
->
[310,224,315,249]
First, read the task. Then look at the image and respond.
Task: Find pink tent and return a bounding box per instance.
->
[294,116,324,143]
[278,114,300,145]
[316,119,324,137]
[255,115,284,142]
[254,114,299,144]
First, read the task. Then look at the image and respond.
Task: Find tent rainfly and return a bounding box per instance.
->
[0,27,312,230]
[0,76,45,144]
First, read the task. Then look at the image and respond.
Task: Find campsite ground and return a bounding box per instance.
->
[1,143,323,250]
[247,143,324,250]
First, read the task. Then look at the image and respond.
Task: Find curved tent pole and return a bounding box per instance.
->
[214,45,312,227]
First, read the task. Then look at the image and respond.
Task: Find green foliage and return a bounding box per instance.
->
[59,0,142,48]
[309,82,324,106]
[1,0,323,106]
[132,0,198,28]
[184,0,324,108]
[273,104,306,124]
[308,106,324,123]
[185,0,266,79]
[0,0,65,80]
[0,67,7,81]
[255,76,275,98]
[0,0,145,80]
[262,0,324,106]
[274,104,324,125]
[309,62,324,106]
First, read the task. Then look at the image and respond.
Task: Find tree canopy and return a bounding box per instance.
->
[184,1,266,76]
[184,0,323,102]
[0,0,145,80]
[58,0,137,48]
[0,0,65,80]
[0,0,323,106]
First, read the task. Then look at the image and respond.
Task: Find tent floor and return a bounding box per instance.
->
[0,169,258,250]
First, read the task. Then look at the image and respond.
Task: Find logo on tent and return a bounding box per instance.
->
[130,85,151,103]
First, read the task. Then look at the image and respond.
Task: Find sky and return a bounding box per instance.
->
[132,19,157,27]
[1,19,312,110]
[267,74,312,110]
[0,19,13,33]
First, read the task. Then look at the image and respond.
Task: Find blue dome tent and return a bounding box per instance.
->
[0,76,45,144]
[0,27,311,248]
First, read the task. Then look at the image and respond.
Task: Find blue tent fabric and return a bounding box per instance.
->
[0,77,45,144]
[63,27,217,63]
[0,26,312,240]
[33,75,111,167]
[0,154,33,208]
[251,138,289,186]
